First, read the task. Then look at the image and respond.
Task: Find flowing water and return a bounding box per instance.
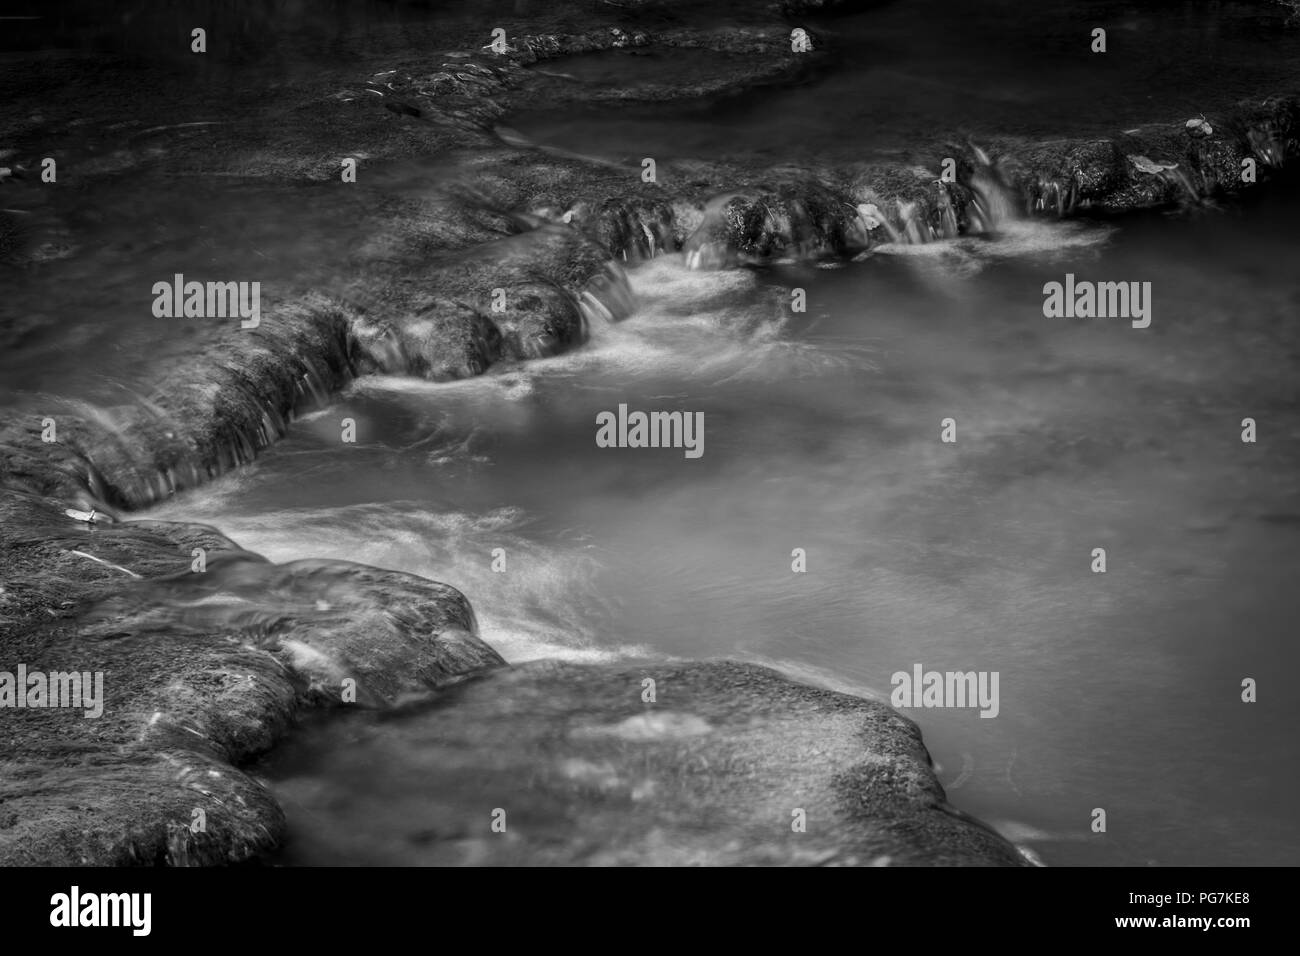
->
[131,186,1299,866]
[5,1,1300,866]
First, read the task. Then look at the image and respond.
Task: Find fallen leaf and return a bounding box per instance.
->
[1129,154,1179,174]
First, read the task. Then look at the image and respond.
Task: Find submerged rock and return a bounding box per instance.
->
[269,659,1027,866]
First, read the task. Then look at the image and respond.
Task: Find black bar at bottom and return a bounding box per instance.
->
[0,866,1280,942]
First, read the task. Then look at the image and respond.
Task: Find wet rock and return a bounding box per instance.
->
[0,293,357,510]
[0,490,503,866]
[1235,94,1300,168]
[546,92,1299,266]
[1015,139,1126,215]
[588,196,682,261]
[995,95,1300,216]
[0,204,638,511]
[847,163,964,243]
[506,28,652,65]
[683,181,860,267]
[487,280,586,361]
[350,217,634,375]
[503,23,805,68]
[353,298,502,380]
[270,660,1028,866]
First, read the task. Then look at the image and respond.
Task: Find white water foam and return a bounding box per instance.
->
[350,370,537,404]
[865,219,1114,278]
[439,256,877,391]
[145,494,649,665]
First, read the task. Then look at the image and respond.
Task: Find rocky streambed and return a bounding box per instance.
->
[2,0,1298,866]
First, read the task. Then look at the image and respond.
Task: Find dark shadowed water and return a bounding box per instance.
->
[4,0,1299,866]
[509,1,1300,162]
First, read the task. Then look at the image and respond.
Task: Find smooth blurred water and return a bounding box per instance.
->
[5,0,1299,866]
[138,181,1300,866]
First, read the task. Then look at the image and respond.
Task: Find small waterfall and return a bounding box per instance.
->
[598,203,676,264]
[851,187,958,248]
[576,260,636,333]
[1247,126,1285,169]
[1166,165,1205,205]
[967,145,1023,233]
[1033,177,1079,217]
[936,184,961,239]
[898,200,931,244]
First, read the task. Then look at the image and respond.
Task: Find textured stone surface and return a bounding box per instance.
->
[0,491,503,866]
[268,660,1028,866]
